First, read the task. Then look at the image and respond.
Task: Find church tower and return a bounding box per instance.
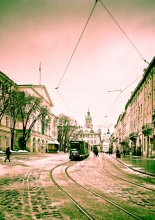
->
[85,109,93,129]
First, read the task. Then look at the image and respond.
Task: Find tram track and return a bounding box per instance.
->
[50,160,96,220]
[102,154,155,192]
[51,159,146,220]
[1,154,154,219]
[65,162,144,220]
[111,155,155,177]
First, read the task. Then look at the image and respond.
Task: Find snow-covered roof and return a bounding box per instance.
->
[48,140,60,145]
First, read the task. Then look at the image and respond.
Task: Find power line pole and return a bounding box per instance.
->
[39,62,42,85]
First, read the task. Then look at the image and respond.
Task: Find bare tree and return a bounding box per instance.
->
[17,92,50,149]
[57,114,78,152]
[0,74,15,123]
[8,89,22,150]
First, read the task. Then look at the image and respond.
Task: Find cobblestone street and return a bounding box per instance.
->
[0,153,69,220]
[0,153,155,219]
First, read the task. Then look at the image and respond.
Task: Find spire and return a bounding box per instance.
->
[85,109,93,129]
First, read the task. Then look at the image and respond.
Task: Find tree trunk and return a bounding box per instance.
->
[11,135,14,150]
[10,127,15,150]
[21,137,26,150]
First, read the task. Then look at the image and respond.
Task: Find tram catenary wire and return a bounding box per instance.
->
[54,0,149,119]
[55,88,74,117]
[54,73,143,123]
[56,0,149,89]
[105,74,143,117]
[56,87,122,93]
[56,0,98,89]
[98,0,149,64]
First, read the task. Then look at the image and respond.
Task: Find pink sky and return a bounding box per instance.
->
[0,0,155,132]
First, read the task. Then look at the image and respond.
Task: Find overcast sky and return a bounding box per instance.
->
[0,0,155,132]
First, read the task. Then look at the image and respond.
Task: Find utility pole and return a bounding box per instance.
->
[39,62,42,85]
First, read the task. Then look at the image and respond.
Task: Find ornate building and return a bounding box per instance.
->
[0,71,57,153]
[75,109,101,149]
[85,109,93,129]
[113,56,155,157]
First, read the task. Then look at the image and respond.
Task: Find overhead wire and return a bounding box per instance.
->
[55,0,98,89]
[55,0,149,127]
[106,91,122,117]
[56,73,142,118]
[121,74,142,92]
[105,74,143,117]
[57,87,122,93]
[55,89,74,118]
[98,0,149,64]
[55,74,144,124]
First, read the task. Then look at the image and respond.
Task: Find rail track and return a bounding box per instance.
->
[102,154,155,192]
[111,155,155,177]
[51,159,146,220]
[1,154,154,219]
[51,161,96,220]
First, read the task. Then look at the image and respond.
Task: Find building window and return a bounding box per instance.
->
[33,137,36,147]
[6,115,9,127]
[42,140,44,149]
[38,139,40,144]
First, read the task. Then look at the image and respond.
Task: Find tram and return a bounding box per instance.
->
[69,140,90,161]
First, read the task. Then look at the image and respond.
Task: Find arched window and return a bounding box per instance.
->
[33,137,36,147]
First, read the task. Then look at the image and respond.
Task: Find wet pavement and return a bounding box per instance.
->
[120,155,155,175]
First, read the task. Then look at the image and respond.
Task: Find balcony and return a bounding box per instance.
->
[142,123,153,136]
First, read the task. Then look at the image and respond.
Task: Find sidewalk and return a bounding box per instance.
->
[121,155,155,175]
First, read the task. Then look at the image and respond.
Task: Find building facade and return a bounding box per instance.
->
[113,56,155,157]
[0,72,17,151]
[75,110,101,149]
[0,71,57,153]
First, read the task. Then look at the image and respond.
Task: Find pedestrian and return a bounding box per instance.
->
[116,149,120,158]
[93,146,99,157]
[4,147,11,162]
[123,149,126,157]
